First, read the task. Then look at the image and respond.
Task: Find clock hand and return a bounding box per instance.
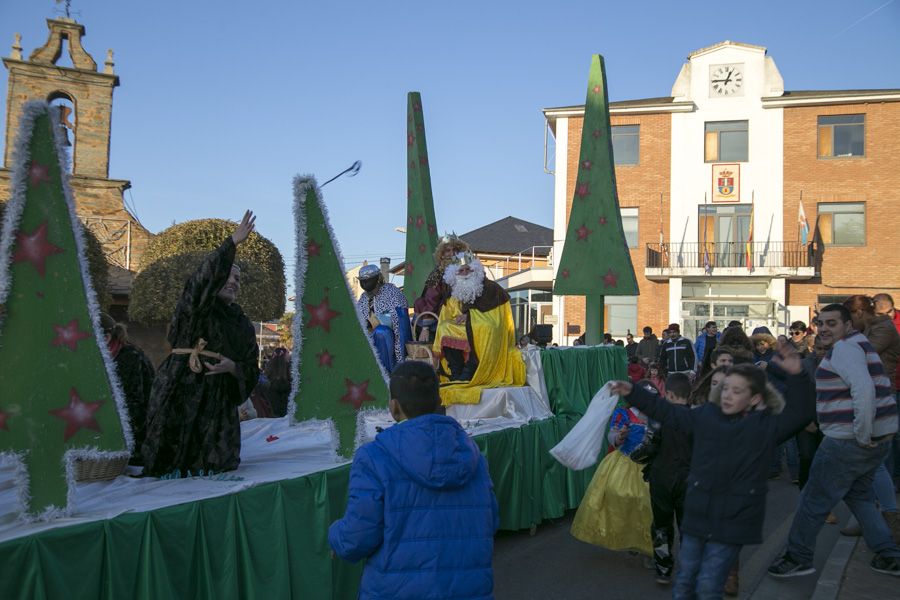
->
[723,70,733,86]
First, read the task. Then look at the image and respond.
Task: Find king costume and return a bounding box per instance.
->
[141,237,259,476]
[433,255,525,405]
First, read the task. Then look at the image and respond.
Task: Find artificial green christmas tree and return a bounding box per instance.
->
[291,176,389,457]
[0,102,130,518]
[402,92,440,304]
[554,55,639,344]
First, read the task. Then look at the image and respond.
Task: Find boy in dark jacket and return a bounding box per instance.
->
[610,353,815,599]
[328,361,500,600]
[647,372,694,585]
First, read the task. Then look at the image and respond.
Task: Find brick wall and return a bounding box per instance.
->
[562,112,672,335]
[783,101,900,313]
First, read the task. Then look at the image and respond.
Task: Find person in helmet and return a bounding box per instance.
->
[355,263,409,371]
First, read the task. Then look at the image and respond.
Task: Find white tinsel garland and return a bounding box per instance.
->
[289,176,390,456]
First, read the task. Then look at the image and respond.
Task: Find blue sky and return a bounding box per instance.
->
[2,1,899,299]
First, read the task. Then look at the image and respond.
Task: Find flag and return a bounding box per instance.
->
[702,194,712,274]
[746,199,754,271]
[798,201,809,245]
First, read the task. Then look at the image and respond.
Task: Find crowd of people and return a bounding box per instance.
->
[331,302,899,599]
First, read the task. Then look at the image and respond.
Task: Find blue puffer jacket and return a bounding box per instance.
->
[328,414,499,600]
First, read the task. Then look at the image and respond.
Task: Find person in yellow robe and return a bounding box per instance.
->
[433,252,525,405]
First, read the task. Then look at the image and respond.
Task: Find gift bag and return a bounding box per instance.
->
[549,383,619,470]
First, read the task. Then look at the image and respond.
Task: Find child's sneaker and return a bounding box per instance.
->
[870,554,900,576]
[768,553,815,578]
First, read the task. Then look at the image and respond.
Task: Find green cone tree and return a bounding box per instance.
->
[554,55,639,344]
[291,176,389,457]
[402,92,440,304]
[0,102,129,517]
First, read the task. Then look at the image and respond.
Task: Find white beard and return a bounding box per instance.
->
[444,261,486,305]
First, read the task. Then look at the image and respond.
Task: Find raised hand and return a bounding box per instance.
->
[772,338,803,375]
[231,210,256,246]
[609,380,633,398]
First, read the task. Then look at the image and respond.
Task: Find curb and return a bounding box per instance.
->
[810,517,859,600]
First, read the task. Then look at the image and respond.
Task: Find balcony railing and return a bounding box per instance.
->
[646,241,814,270]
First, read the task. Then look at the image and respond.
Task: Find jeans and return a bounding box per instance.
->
[770,438,800,480]
[786,436,900,564]
[796,429,824,490]
[873,462,898,512]
[673,534,741,600]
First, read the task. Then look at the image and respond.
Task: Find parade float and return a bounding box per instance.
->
[0,55,632,598]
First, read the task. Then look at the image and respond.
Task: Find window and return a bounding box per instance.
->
[698,204,752,267]
[818,115,864,158]
[817,202,865,246]
[705,121,748,162]
[621,207,638,248]
[612,125,639,165]
[605,297,638,337]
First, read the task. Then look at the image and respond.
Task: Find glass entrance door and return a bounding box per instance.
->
[682,300,775,340]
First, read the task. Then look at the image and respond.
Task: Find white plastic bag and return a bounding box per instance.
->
[549,383,619,470]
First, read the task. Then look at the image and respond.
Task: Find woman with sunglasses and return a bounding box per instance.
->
[788,321,811,358]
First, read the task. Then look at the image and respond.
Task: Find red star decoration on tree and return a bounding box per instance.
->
[575,182,591,199]
[317,349,334,368]
[592,84,602,94]
[28,161,51,186]
[340,379,375,409]
[407,133,415,147]
[561,269,570,279]
[419,155,428,167]
[418,243,427,254]
[427,224,436,234]
[49,388,104,442]
[603,268,619,288]
[598,216,608,226]
[12,221,63,277]
[581,160,592,170]
[0,410,9,432]
[51,318,91,351]
[592,129,603,139]
[413,102,422,112]
[576,224,593,241]
[405,263,414,275]
[305,296,340,333]
[307,239,321,258]
[416,123,424,133]
[416,215,424,228]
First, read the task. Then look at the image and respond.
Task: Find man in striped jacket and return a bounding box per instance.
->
[769,304,900,578]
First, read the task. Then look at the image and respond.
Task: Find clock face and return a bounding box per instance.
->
[710,64,744,97]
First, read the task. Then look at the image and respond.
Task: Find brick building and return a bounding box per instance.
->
[543,41,900,345]
[0,18,153,310]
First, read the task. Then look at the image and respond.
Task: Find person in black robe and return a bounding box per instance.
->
[142,211,260,477]
[100,313,156,465]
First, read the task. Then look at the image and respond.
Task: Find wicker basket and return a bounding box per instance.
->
[407,312,439,367]
[74,456,129,482]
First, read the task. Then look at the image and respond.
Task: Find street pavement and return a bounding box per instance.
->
[493,475,856,599]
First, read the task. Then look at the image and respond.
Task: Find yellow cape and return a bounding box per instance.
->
[433,297,526,405]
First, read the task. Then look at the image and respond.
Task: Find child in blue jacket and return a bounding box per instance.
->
[328,361,500,599]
